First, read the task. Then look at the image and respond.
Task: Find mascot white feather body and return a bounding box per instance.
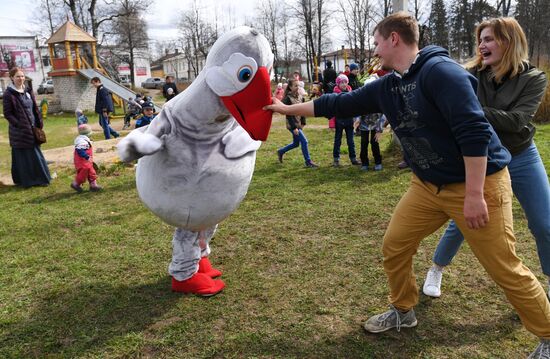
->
[118,27,274,296]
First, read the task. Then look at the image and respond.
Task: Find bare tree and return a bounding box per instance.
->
[376,0,392,18]
[291,0,331,81]
[254,0,286,82]
[281,19,292,79]
[213,3,239,36]
[495,0,512,16]
[337,0,376,68]
[178,1,217,79]
[89,0,133,40]
[63,0,83,28]
[109,0,148,87]
[42,0,65,36]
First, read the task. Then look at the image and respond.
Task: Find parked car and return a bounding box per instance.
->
[37,79,54,94]
[141,77,164,89]
[118,75,131,87]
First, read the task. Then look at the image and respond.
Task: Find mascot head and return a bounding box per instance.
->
[205,27,274,141]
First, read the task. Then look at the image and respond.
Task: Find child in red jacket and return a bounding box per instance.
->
[71,124,102,193]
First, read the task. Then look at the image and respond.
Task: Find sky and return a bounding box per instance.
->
[0,0,265,42]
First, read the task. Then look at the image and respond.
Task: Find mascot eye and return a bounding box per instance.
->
[237,66,253,82]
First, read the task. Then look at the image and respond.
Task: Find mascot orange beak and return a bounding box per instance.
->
[221,67,273,141]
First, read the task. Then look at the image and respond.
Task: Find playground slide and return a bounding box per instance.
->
[78,69,162,112]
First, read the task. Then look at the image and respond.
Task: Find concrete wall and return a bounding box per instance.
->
[53,75,95,112]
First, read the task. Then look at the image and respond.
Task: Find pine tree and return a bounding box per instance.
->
[448,0,469,60]
[516,0,550,65]
[429,0,449,49]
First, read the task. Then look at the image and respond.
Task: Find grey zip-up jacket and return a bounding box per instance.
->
[470,64,548,156]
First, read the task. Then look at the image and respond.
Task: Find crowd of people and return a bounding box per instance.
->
[274,52,392,170]
[2,12,550,357]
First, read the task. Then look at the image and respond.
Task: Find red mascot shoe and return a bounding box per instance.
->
[171,272,225,296]
[198,257,223,278]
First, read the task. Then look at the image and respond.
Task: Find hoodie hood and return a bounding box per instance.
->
[405,45,450,78]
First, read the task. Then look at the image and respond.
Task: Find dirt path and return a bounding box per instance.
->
[0,130,123,186]
[42,137,122,166]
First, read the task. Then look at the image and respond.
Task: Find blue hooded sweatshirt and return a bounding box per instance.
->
[314,45,511,186]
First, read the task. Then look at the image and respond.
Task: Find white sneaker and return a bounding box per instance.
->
[423,266,443,298]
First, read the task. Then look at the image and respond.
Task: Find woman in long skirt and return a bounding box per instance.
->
[3,67,50,187]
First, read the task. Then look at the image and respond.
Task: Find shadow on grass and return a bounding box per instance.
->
[254,144,408,186]
[0,277,182,357]
[209,303,524,358]
[329,312,523,359]
[25,179,136,204]
[0,185,25,194]
[254,159,410,190]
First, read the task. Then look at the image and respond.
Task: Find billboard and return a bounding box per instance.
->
[136,67,147,76]
[0,44,36,72]
[13,50,36,71]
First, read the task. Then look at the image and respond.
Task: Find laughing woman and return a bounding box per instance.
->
[3,67,51,187]
[422,18,550,300]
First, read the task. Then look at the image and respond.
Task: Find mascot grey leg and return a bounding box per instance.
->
[169,225,225,296]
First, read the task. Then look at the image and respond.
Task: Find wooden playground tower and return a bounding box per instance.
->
[45,20,123,111]
[46,20,101,76]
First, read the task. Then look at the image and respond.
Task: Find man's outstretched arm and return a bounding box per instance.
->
[264,97,314,117]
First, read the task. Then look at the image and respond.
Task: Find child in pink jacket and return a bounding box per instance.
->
[273,83,285,101]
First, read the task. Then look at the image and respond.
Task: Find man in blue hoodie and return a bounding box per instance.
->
[91,77,119,139]
[265,11,550,356]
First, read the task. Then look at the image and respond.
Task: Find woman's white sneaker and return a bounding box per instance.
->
[423,266,443,298]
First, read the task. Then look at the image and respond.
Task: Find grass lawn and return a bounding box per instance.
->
[1,106,550,358]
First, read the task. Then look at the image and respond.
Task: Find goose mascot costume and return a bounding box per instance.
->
[118,27,274,296]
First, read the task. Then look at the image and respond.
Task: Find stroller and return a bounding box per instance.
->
[123,95,143,130]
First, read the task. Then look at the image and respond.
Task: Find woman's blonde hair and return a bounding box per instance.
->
[465,17,529,83]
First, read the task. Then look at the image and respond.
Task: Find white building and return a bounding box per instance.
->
[0,36,52,91]
[162,49,204,82]
[99,47,151,87]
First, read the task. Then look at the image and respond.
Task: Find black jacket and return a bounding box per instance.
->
[470,65,547,155]
[322,67,337,93]
[3,86,42,148]
[95,85,114,114]
[162,83,179,99]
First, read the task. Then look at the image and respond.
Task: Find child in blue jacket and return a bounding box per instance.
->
[134,102,156,128]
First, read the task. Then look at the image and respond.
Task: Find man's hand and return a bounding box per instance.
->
[293,128,299,135]
[463,156,489,230]
[464,194,489,229]
[263,97,287,114]
[263,97,315,118]
[374,132,383,142]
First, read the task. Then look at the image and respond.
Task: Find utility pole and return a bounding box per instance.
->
[36,37,46,81]
[392,0,407,12]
